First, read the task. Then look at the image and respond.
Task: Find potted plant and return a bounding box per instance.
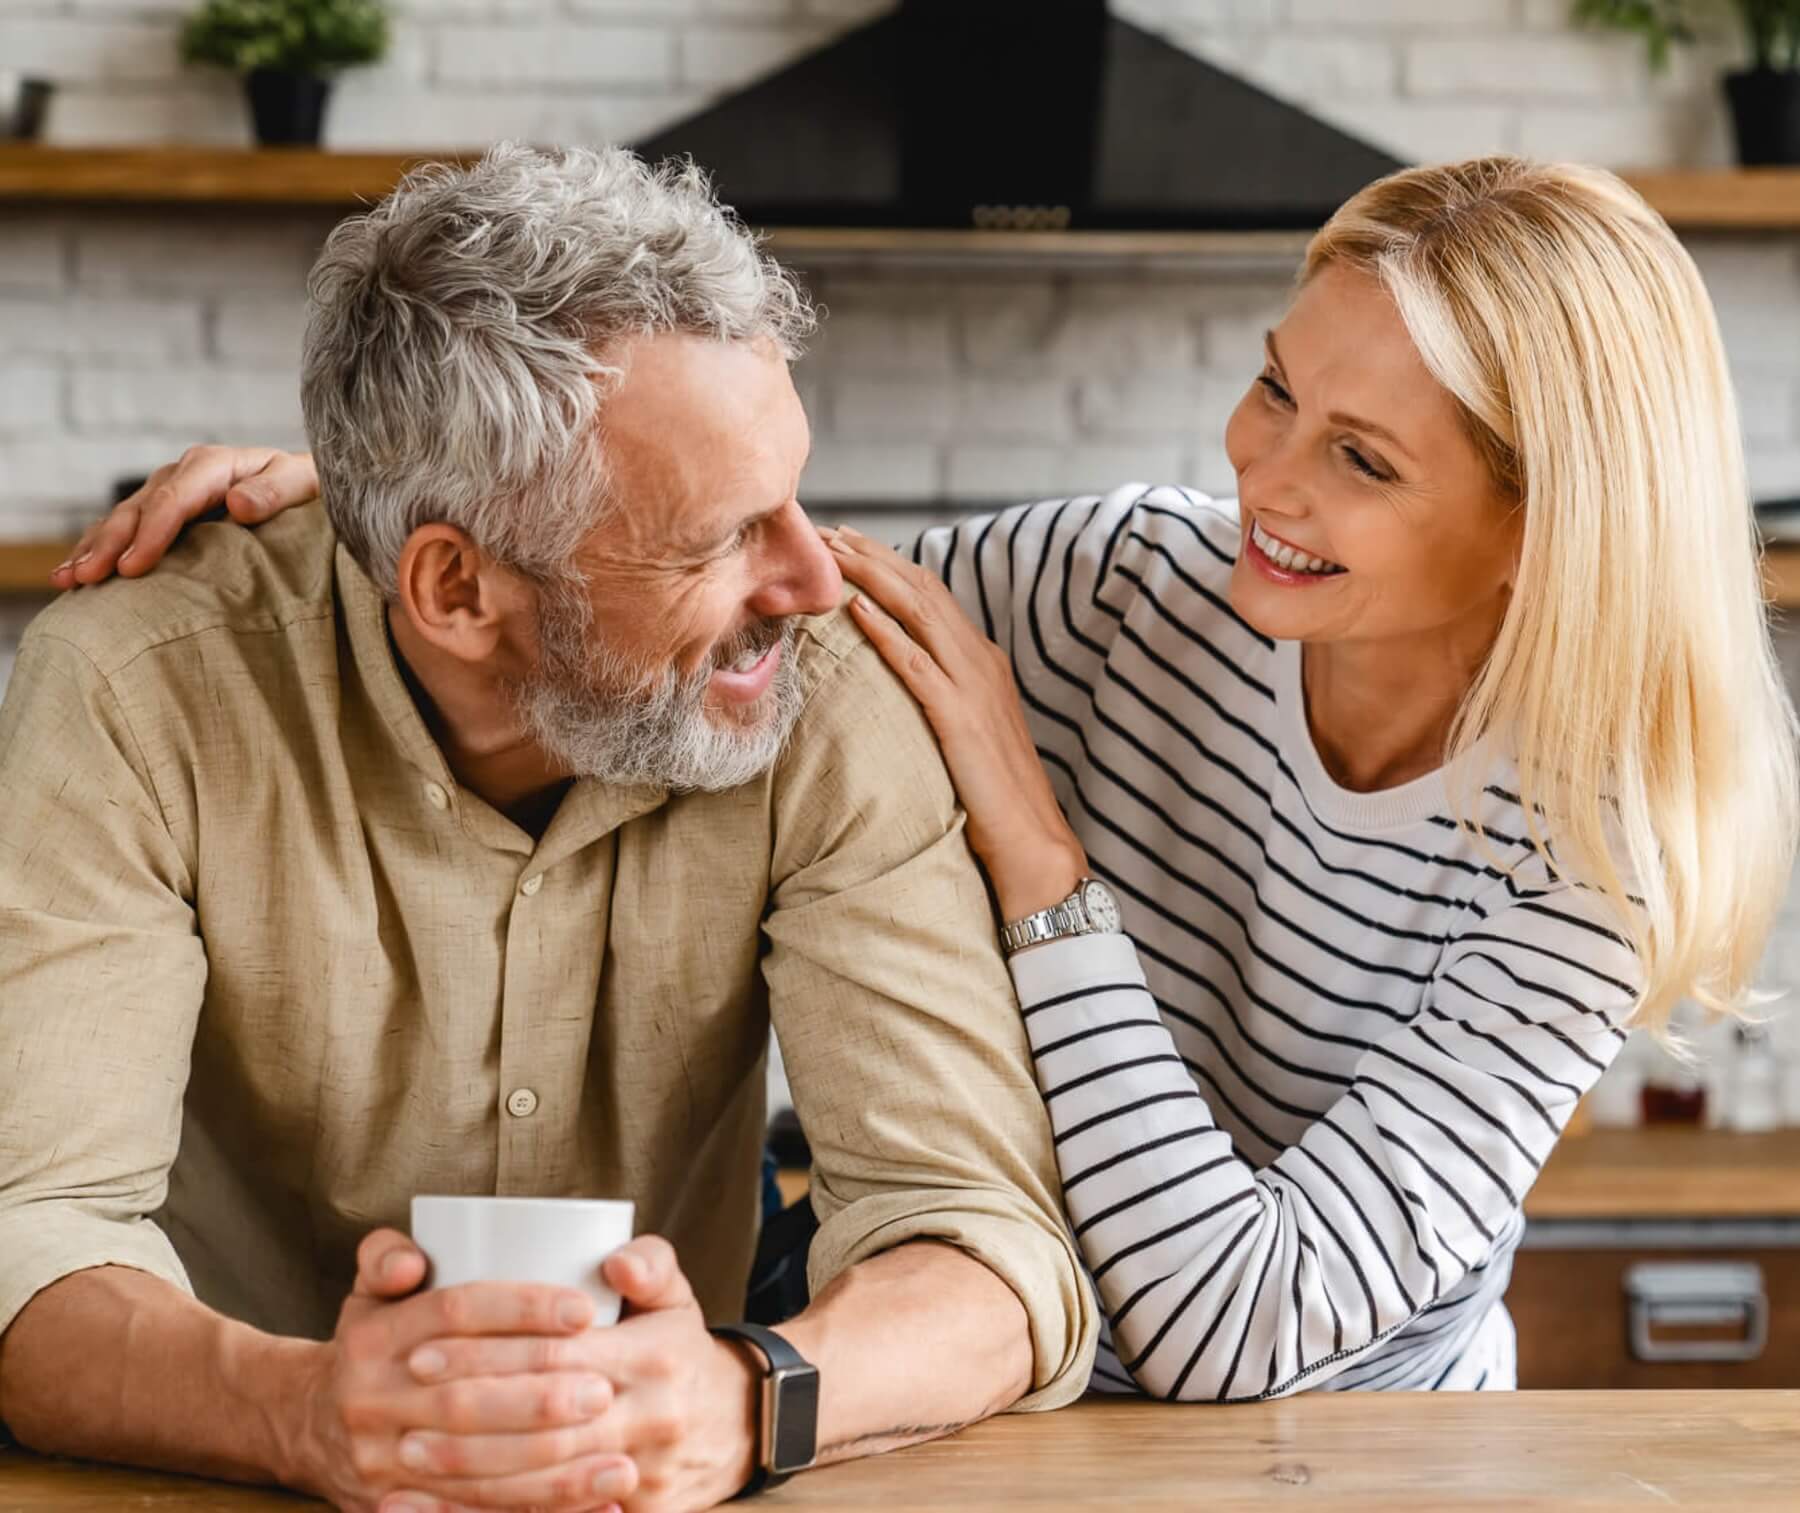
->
[182,0,389,148]
[1574,1,1800,164]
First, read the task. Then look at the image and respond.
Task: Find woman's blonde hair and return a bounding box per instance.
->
[1304,156,1797,1034]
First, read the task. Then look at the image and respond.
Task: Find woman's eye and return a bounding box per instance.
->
[1340,444,1384,481]
[1256,373,1293,406]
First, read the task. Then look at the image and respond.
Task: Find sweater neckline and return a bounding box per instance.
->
[1272,637,1494,833]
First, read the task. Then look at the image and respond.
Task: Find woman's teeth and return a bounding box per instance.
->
[1250,518,1345,576]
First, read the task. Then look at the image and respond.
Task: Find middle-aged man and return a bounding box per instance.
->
[0,146,1096,1512]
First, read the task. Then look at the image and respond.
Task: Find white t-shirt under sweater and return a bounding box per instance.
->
[911,484,1639,1399]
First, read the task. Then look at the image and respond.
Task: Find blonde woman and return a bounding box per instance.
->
[66,156,1797,1399]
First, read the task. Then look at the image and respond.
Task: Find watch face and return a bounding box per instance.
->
[770,1365,820,1472]
[1081,879,1122,933]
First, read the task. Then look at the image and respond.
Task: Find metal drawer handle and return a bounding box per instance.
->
[1625,1261,1768,1364]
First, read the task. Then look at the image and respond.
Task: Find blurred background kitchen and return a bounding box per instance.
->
[4,0,1800,1392]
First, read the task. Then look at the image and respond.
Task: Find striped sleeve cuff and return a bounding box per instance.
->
[1008,932,1148,1008]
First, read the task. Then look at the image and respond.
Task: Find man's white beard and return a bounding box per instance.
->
[510,579,805,792]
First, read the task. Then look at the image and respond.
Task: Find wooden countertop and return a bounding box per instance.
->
[1525,1126,1800,1222]
[3,1392,1796,1509]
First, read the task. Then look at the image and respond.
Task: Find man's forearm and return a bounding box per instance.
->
[0,1266,318,1486]
[777,1241,1035,1464]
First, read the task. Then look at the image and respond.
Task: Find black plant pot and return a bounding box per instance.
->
[245,68,333,148]
[1724,67,1800,167]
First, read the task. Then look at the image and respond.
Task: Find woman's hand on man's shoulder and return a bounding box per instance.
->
[51,446,319,591]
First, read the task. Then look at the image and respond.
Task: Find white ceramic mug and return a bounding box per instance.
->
[409,1195,636,1328]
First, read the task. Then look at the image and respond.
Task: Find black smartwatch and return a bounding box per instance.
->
[710,1322,820,1496]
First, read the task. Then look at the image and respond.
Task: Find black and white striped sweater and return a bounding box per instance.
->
[912,484,1638,1399]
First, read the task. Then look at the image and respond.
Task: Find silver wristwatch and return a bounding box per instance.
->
[1001,877,1123,956]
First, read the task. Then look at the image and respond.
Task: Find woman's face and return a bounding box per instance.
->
[1223,261,1522,650]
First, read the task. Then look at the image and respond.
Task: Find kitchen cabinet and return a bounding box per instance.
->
[1510,1128,1800,1389]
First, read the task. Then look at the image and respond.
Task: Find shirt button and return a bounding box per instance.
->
[519,873,543,897]
[423,781,449,811]
[506,1087,539,1119]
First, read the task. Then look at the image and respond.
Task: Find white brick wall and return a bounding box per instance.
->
[2,0,1799,710]
[0,0,1760,162]
[0,1,1795,1097]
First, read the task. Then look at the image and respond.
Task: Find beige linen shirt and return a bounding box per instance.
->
[0,507,1094,1407]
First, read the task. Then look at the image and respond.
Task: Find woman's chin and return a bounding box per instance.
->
[1228,560,1313,641]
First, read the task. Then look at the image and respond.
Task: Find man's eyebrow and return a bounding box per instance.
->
[1264,329,1418,466]
[685,499,786,555]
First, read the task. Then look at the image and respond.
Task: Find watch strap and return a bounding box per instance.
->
[710,1323,818,1496]
[1001,886,1093,956]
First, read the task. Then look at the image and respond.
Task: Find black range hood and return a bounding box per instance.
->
[634,0,1404,233]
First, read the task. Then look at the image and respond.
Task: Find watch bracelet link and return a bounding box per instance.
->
[1001,891,1090,956]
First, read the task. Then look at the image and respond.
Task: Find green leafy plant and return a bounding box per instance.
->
[182,0,389,75]
[1574,0,1800,70]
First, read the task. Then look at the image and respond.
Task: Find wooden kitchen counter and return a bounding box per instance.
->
[3,1392,1795,1509]
[1525,1127,1800,1222]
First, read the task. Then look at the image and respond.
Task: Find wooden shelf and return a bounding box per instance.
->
[1624,167,1800,230]
[0,541,72,594]
[0,145,478,207]
[1527,1127,1800,1222]
[2,147,1799,231]
[1764,540,1800,608]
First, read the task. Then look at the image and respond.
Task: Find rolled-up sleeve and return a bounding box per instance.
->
[761,619,1097,1410]
[0,630,205,1337]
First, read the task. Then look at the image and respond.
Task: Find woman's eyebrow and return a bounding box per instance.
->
[1267,328,1417,466]
[1328,410,1416,465]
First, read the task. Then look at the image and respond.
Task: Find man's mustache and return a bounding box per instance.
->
[710,617,788,671]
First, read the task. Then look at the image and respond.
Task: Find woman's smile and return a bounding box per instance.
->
[1244,515,1348,584]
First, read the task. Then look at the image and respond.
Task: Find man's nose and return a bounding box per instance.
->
[748,501,842,619]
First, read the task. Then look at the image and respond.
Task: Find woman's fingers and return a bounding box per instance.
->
[114,446,274,577]
[48,445,316,590]
[60,497,146,587]
[826,527,982,675]
[846,587,953,716]
[226,449,319,523]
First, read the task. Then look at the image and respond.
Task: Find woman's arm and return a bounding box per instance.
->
[49,447,318,589]
[1007,891,1633,1399]
[829,513,1638,1399]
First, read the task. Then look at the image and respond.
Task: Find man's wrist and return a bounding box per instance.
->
[223,1326,329,1493]
[708,1332,763,1500]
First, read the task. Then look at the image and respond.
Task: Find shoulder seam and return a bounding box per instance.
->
[29,631,180,846]
[41,606,339,681]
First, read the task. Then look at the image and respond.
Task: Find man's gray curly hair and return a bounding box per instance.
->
[301,143,817,595]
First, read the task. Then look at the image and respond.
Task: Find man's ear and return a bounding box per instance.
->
[393,525,524,664]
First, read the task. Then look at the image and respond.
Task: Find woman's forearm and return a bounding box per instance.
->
[779,1240,1034,1464]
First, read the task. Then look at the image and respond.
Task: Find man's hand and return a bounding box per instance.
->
[383,1236,758,1513]
[292,1228,635,1513]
